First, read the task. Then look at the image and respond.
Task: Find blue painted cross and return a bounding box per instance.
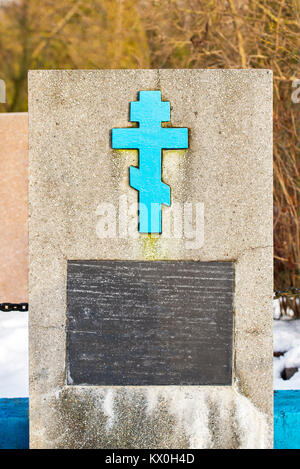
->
[112,91,188,233]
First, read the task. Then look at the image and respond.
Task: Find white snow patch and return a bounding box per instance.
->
[0,311,28,397]
[274,319,300,352]
[273,299,281,319]
[273,298,297,319]
[274,319,300,390]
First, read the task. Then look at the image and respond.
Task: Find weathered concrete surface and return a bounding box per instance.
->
[29,70,273,449]
[0,113,28,302]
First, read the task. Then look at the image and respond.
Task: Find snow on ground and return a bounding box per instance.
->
[0,311,28,397]
[274,314,300,391]
[273,298,297,320]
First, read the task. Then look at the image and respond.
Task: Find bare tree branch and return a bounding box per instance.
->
[32,1,82,60]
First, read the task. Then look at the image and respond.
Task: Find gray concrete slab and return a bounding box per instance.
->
[29,69,273,448]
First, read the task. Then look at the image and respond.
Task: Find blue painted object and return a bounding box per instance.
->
[274,390,300,449]
[1,393,300,449]
[0,398,29,449]
[112,91,188,233]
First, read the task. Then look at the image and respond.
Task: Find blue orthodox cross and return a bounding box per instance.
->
[112,91,188,233]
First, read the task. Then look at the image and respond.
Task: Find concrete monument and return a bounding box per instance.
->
[29,69,273,449]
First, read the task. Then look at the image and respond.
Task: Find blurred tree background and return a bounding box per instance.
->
[0,0,299,314]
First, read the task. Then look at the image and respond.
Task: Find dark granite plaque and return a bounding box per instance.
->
[66,261,234,386]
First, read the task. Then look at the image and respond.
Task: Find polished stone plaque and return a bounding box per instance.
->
[66,260,234,386]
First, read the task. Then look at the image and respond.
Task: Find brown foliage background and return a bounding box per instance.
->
[0,0,299,314]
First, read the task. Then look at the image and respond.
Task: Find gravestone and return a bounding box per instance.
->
[29,69,273,449]
[0,113,28,303]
